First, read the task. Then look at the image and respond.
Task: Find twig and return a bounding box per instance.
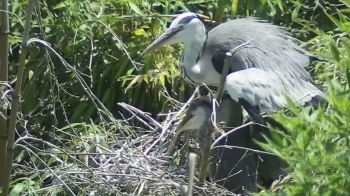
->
[120,103,163,129]
[186,153,197,196]
[269,174,292,192]
[16,144,76,195]
[118,102,163,131]
[210,122,267,148]
[213,145,275,156]
[118,103,155,131]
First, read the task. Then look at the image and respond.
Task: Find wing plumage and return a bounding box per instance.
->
[224,68,323,112]
[200,18,326,104]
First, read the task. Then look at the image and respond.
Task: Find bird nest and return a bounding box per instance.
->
[10,94,242,196]
[45,140,238,196]
[10,87,290,195]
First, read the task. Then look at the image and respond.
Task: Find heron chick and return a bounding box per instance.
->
[165,98,212,158]
[168,96,289,194]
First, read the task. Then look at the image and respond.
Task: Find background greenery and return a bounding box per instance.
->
[2,0,350,195]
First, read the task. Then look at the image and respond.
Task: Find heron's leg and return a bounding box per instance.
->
[238,98,265,125]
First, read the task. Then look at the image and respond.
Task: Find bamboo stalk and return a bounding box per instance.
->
[1,0,36,195]
[0,0,9,187]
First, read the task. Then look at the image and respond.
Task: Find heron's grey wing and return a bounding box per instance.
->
[224,68,290,112]
[203,18,325,93]
[283,49,328,68]
[207,18,311,78]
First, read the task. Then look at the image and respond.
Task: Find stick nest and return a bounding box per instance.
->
[11,98,240,196]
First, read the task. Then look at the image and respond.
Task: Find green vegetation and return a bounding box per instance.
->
[1,0,350,195]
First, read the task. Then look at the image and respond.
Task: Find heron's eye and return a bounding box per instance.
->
[166,21,171,28]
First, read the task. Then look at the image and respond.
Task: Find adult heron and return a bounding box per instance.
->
[141,12,327,122]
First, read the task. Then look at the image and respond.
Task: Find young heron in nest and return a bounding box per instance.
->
[166,94,288,195]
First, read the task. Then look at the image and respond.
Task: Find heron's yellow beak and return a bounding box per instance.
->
[195,13,212,23]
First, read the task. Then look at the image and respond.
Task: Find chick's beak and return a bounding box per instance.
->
[174,113,194,134]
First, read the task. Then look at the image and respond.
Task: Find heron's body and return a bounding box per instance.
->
[181,17,319,85]
[141,12,327,121]
[179,17,326,111]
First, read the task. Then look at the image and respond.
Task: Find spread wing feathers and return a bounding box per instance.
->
[224,68,325,112]
[200,18,324,88]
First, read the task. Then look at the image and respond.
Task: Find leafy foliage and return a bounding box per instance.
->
[4,0,350,195]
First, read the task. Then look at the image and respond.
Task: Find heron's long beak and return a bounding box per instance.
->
[141,27,180,57]
[141,13,212,57]
[195,13,212,23]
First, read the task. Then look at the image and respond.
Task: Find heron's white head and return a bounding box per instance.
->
[141,12,209,56]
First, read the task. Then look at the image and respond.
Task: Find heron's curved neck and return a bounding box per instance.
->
[183,33,207,64]
[182,34,207,66]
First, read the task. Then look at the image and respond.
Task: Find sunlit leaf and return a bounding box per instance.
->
[128,2,144,16]
[328,36,341,62]
[231,0,239,16]
[28,70,34,80]
[291,5,301,22]
[134,28,145,36]
[9,183,25,196]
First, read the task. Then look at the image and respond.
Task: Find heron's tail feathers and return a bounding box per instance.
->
[287,77,328,110]
[303,94,329,110]
[309,55,330,64]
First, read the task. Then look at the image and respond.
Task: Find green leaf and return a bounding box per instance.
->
[231,0,239,16]
[324,10,343,30]
[53,1,70,9]
[346,68,350,91]
[9,183,25,196]
[159,74,165,86]
[28,70,34,80]
[291,5,301,22]
[275,0,284,13]
[134,28,145,36]
[128,2,144,16]
[328,36,340,62]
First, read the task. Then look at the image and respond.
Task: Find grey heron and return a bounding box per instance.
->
[141,12,328,123]
[166,94,288,194]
